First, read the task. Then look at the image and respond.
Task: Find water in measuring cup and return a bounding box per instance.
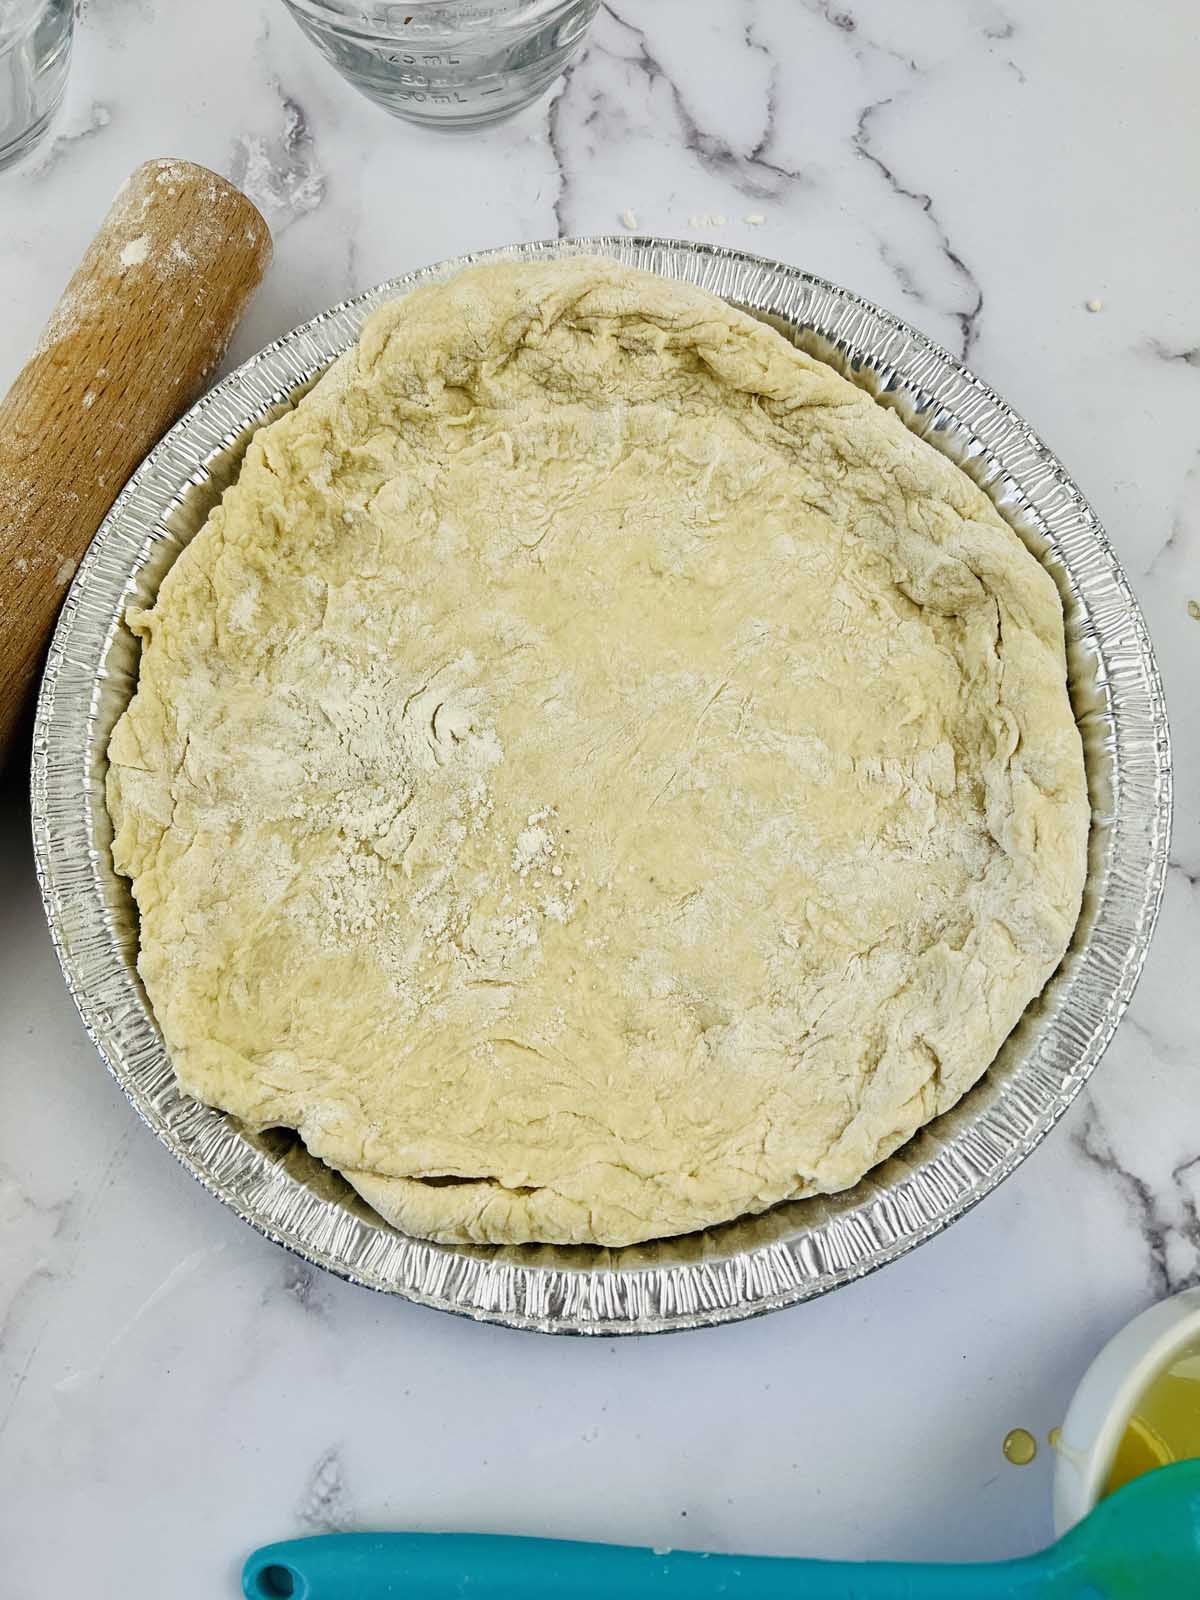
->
[0,0,73,169]
[279,0,599,129]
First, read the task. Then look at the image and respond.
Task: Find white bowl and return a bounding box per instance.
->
[1053,1286,1200,1534]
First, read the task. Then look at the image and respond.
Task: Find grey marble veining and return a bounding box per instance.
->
[296,1446,355,1533]
[852,96,984,359]
[1,1,1198,1593]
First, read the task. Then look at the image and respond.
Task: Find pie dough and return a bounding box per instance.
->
[107,257,1089,1247]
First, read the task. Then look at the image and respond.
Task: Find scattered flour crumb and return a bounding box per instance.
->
[1085,297,1103,313]
[744,212,766,225]
[82,390,96,409]
[119,235,150,268]
[512,823,554,875]
[688,213,727,228]
[55,558,77,587]
[227,590,259,629]
[620,209,639,231]
[1187,599,1200,621]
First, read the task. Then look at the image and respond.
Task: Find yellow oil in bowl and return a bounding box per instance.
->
[1103,1341,1200,1498]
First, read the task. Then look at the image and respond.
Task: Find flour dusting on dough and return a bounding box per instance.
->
[107,259,1088,1247]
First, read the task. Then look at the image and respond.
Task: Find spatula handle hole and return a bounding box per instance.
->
[254,1565,298,1598]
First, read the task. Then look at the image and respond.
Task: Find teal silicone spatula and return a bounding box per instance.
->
[243,1458,1200,1599]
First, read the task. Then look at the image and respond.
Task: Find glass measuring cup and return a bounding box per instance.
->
[0,0,73,169]
[279,0,599,129]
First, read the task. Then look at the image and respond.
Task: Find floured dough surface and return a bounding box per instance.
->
[107,258,1088,1247]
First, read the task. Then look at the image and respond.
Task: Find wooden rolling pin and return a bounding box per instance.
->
[0,158,272,762]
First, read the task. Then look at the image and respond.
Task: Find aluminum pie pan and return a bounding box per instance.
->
[31,237,1171,1334]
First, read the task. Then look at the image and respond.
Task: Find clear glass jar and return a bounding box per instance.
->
[279,0,598,129]
[0,0,73,169]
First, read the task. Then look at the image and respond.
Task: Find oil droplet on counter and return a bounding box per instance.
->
[1047,1424,1088,1470]
[1003,1427,1038,1466]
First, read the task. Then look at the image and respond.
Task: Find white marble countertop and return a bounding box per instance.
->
[2,1,1198,1592]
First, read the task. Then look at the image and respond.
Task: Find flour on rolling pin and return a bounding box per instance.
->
[0,158,272,760]
[34,159,269,375]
